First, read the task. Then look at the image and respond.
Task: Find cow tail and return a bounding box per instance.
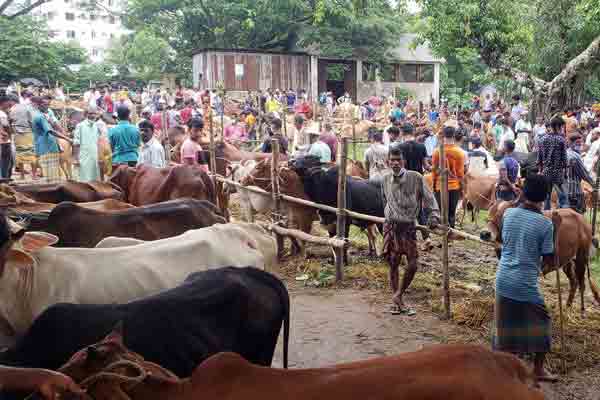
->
[587,238,600,305]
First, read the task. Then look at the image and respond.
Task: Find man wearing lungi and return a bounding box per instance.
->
[382,144,440,315]
[30,97,72,183]
[493,173,557,382]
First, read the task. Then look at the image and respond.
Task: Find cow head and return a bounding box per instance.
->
[288,155,322,178]
[240,159,270,189]
[479,201,518,259]
[109,166,136,202]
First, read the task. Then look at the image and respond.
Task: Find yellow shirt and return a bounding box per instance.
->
[265,99,281,114]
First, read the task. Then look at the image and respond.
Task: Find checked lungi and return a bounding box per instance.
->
[382,221,418,265]
[38,152,62,184]
[492,295,552,354]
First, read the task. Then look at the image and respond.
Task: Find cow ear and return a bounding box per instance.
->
[104,322,124,344]
[20,232,59,252]
[7,249,35,269]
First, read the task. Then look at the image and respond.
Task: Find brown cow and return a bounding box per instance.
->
[25,198,225,247]
[109,165,215,207]
[460,172,497,227]
[483,201,600,314]
[241,159,317,256]
[58,331,544,400]
[12,181,123,204]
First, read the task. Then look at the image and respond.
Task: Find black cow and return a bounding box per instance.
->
[0,267,289,380]
[23,198,226,247]
[289,155,384,258]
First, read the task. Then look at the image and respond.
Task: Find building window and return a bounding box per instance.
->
[397,64,435,83]
[91,30,96,39]
[379,63,396,82]
[92,49,99,57]
[109,16,115,24]
[109,33,114,38]
[48,30,59,38]
[65,12,75,20]
[66,30,76,38]
[90,14,97,21]
[361,63,376,82]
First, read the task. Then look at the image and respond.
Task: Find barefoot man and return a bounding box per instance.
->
[382,144,440,315]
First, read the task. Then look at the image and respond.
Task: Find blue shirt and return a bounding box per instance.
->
[500,155,519,183]
[108,120,141,164]
[31,111,60,155]
[424,135,438,157]
[496,207,554,304]
[428,111,439,123]
[390,108,405,121]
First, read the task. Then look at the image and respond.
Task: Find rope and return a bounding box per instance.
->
[79,360,148,390]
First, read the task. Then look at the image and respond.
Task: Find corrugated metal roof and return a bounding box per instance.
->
[192,48,310,57]
[387,33,444,64]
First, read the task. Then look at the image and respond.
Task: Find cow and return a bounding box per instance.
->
[459,172,497,227]
[12,181,123,204]
[289,155,382,258]
[482,201,600,314]
[240,159,317,256]
[55,341,543,400]
[109,164,215,207]
[0,267,289,379]
[23,199,225,248]
[0,219,277,340]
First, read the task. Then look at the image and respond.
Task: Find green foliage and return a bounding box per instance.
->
[125,0,403,65]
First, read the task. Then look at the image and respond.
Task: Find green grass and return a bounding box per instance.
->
[591,258,600,282]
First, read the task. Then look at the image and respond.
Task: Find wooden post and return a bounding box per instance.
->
[282,107,287,138]
[209,116,220,210]
[552,212,567,374]
[271,139,284,259]
[439,134,451,320]
[352,118,357,160]
[591,161,600,236]
[335,137,349,281]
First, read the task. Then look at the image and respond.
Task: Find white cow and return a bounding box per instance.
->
[0,222,277,339]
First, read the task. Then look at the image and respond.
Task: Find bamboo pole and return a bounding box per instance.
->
[283,107,287,138]
[271,139,284,259]
[257,222,346,249]
[439,134,451,320]
[335,137,349,281]
[552,212,567,374]
[591,161,600,236]
[209,116,219,210]
[352,118,357,160]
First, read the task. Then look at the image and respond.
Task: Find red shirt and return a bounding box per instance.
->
[151,112,170,132]
[104,95,114,113]
[180,107,192,124]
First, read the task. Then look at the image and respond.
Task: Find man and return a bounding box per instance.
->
[510,95,524,127]
[73,106,102,182]
[431,125,465,228]
[493,173,556,383]
[307,129,331,163]
[468,137,490,172]
[566,134,594,214]
[286,89,296,111]
[261,118,289,155]
[138,120,167,168]
[243,111,257,141]
[584,127,600,172]
[496,140,520,201]
[319,123,338,162]
[337,92,351,105]
[389,102,405,123]
[108,106,141,168]
[514,110,531,152]
[179,99,193,126]
[224,113,247,144]
[364,128,389,183]
[181,118,207,172]
[290,115,307,155]
[533,116,546,151]
[0,94,18,179]
[30,97,72,183]
[151,101,170,135]
[382,145,440,314]
[102,88,114,114]
[10,90,37,179]
[423,128,437,159]
[537,116,568,210]
[497,118,515,153]
[398,123,429,175]
[383,118,403,147]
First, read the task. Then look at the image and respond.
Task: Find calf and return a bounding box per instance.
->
[460,172,497,227]
[25,199,225,247]
[56,342,542,400]
[1,267,289,380]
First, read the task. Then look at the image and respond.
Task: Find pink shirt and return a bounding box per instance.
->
[181,138,209,172]
[224,123,247,142]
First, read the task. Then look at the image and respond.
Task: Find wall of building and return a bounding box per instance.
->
[32,0,127,63]
[193,51,311,95]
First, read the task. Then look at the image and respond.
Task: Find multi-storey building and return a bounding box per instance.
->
[32,0,128,62]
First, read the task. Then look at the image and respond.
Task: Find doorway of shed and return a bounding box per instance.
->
[317,60,357,102]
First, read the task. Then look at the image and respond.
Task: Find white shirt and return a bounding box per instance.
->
[138,137,167,168]
[584,139,600,172]
[498,127,515,151]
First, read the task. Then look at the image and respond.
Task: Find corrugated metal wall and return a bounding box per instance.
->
[193,51,310,92]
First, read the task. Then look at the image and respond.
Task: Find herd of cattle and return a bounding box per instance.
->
[0,148,594,399]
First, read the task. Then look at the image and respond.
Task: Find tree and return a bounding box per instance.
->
[0,0,51,19]
[125,0,403,65]
[416,0,600,113]
[0,16,87,82]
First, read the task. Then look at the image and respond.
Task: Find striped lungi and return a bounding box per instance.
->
[38,152,62,184]
[13,131,36,165]
[492,295,551,354]
[382,221,418,265]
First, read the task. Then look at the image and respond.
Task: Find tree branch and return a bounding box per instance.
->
[0,0,14,15]
[492,63,548,93]
[5,0,50,18]
[546,34,600,99]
